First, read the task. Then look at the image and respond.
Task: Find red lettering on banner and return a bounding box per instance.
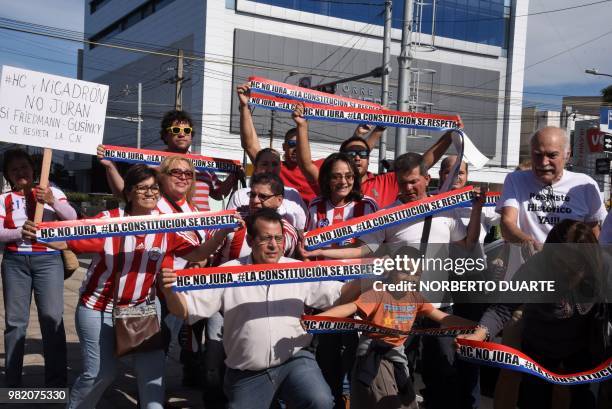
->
[587,128,604,153]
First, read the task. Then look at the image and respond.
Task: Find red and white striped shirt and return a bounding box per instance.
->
[212,219,298,265]
[0,187,70,254]
[69,208,200,313]
[156,196,205,269]
[193,171,221,211]
[306,196,378,247]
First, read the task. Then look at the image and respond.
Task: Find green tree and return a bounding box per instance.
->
[602,85,612,103]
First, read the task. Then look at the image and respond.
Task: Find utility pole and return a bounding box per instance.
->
[378,0,392,172]
[137,82,142,148]
[394,0,414,158]
[175,49,184,111]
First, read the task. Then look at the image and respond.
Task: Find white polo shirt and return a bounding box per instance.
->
[227,186,307,230]
[183,256,343,371]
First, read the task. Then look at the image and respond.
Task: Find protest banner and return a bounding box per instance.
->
[103,145,242,173]
[0,66,109,221]
[36,210,239,242]
[0,65,108,155]
[304,186,475,250]
[301,315,475,337]
[457,338,612,385]
[173,258,376,291]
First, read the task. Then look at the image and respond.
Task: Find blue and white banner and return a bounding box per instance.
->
[248,92,462,132]
[302,315,475,337]
[304,187,475,250]
[37,210,240,242]
[174,259,376,291]
[457,338,612,385]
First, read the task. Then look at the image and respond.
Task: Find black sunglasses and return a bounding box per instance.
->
[342,149,370,159]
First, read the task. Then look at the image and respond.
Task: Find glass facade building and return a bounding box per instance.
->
[253,0,510,48]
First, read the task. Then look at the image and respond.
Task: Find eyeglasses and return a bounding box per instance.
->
[166,126,193,135]
[285,140,297,148]
[167,168,194,180]
[255,234,284,245]
[331,173,355,182]
[247,191,279,202]
[342,149,370,159]
[134,184,160,194]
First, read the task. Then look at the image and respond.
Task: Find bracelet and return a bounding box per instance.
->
[475,324,490,341]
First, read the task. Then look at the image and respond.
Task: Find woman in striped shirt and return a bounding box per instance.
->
[24,165,229,409]
[0,149,77,388]
[300,152,378,409]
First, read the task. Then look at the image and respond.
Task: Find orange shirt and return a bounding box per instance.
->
[354,289,434,347]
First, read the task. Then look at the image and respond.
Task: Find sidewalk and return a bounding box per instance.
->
[0,261,204,409]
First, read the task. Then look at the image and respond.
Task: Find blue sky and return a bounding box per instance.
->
[0,0,611,111]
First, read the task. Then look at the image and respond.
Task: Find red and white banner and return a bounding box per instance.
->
[248,92,461,131]
[103,145,241,173]
[249,76,383,110]
[173,258,376,291]
[301,315,475,337]
[36,210,239,242]
[304,186,475,250]
[456,338,612,385]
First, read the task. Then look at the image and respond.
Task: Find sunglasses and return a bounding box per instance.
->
[285,140,297,148]
[342,149,370,159]
[166,126,193,135]
[247,191,279,202]
[167,169,194,180]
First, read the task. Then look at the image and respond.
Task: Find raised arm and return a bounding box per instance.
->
[97,144,125,197]
[293,103,320,185]
[237,84,262,163]
[422,130,454,170]
[353,124,387,151]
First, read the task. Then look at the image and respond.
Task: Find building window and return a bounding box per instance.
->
[248,0,508,48]
[90,0,112,14]
[89,0,176,49]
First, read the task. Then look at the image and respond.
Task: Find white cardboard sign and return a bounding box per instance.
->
[0,65,108,154]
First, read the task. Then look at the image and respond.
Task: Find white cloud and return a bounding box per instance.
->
[524,0,612,89]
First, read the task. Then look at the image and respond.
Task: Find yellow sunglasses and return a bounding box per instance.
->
[166,126,193,135]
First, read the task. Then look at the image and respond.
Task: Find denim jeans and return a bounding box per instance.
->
[224,349,334,409]
[1,251,66,387]
[68,304,165,409]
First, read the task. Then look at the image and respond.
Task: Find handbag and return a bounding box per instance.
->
[112,237,163,357]
[61,249,80,280]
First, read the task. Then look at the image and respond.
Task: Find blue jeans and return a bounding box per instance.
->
[1,251,66,387]
[224,349,334,409]
[68,304,165,409]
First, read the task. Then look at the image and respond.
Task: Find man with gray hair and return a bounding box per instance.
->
[497,126,606,246]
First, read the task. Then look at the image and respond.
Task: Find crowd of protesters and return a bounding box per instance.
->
[0,82,610,409]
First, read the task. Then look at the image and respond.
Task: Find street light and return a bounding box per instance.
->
[270,71,301,148]
[585,68,612,78]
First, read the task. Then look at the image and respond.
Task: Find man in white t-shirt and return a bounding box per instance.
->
[160,209,362,409]
[227,148,307,231]
[498,126,606,246]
